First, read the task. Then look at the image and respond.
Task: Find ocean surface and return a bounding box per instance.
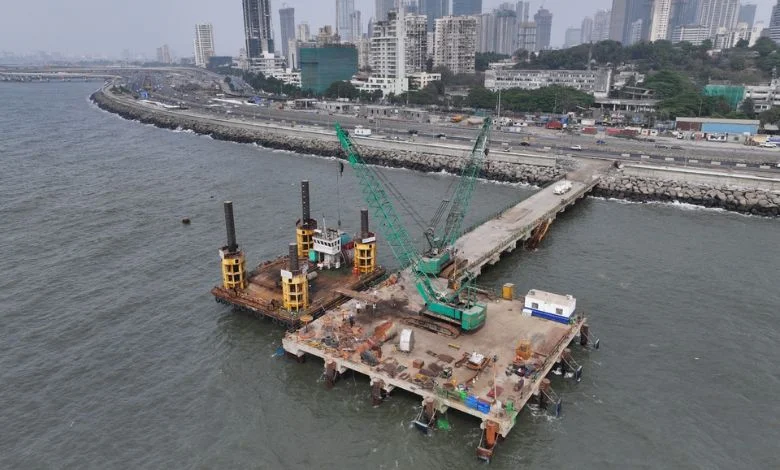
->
[1,82,779,469]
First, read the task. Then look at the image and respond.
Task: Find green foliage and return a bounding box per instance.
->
[511,39,776,84]
[323,81,359,100]
[515,39,710,73]
[643,70,696,98]
[475,52,510,72]
[223,68,308,97]
[465,85,594,113]
[390,82,445,106]
[657,94,731,120]
[758,106,780,125]
[740,97,756,118]
[752,37,776,57]
[433,66,483,87]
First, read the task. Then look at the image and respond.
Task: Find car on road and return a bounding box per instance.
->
[435,133,446,139]
[671,145,683,150]
[408,129,419,135]
[655,144,672,149]
[596,139,606,145]
[570,145,582,151]
[759,142,777,148]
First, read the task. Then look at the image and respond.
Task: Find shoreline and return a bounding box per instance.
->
[90,89,779,217]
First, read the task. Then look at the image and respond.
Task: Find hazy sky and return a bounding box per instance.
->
[0,1,775,58]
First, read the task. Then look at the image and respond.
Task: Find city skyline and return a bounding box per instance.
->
[1,0,777,60]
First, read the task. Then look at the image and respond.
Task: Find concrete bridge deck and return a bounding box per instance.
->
[455,161,610,277]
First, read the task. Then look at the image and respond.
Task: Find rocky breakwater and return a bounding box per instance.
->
[91,89,563,186]
[595,172,780,217]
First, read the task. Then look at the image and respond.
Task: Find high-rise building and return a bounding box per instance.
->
[370,10,409,94]
[194,23,215,68]
[296,23,311,42]
[770,1,780,44]
[477,8,517,54]
[375,0,395,22]
[697,0,739,38]
[564,28,582,48]
[610,0,654,44]
[534,8,553,50]
[243,0,273,59]
[279,7,295,65]
[649,0,673,41]
[671,24,710,44]
[494,9,518,54]
[738,3,757,29]
[434,15,478,74]
[516,1,530,22]
[350,11,363,41]
[517,22,537,52]
[356,37,371,69]
[669,0,700,33]
[477,13,494,52]
[317,25,340,45]
[299,45,358,93]
[336,0,356,42]
[156,44,172,63]
[592,9,612,42]
[420,0,450,32]
[405,14,428,73]
[627,0,653,43]
[452,0,482,16]
[629,18,644,44]
[609,0,628,41]
[581,17,594,44]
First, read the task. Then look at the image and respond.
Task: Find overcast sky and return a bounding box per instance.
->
[0,1,775,58]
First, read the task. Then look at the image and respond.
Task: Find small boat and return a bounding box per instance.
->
[476,421,500,463]
[412,407,436,435]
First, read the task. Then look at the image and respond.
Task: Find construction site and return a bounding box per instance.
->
[212,118,602,462]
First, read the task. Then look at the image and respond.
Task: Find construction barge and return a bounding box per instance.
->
[211,181,386,329]
[211,119,600,462]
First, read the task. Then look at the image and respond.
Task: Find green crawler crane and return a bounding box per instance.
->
[335,123,488,331]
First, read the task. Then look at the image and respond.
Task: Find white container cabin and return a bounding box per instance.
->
[522,289,576,324]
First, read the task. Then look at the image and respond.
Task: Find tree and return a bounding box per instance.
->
[740,97,756,118]
[475,52,510,71]
[323,81,359,100]
[735,38,749,48]
[752,37,777,57]
[759,106,780,125]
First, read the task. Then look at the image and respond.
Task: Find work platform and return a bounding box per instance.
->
[212,256,386,328]
[455,161,609,276]
[282,277,586,438]
[214,156,605,460]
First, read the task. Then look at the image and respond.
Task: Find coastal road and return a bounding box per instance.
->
[155,91,780,171]
[106,78,780,174]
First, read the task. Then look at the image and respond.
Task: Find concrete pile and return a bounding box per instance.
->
[594,173,780,217]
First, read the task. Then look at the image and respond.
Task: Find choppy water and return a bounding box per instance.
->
[1,82,779,469]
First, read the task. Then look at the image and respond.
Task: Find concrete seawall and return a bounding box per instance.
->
[595,168,780,216]
[90,90,562,185]
[91,90,779,217]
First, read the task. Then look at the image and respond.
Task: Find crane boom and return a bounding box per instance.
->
[442,117,492,247]
[335,123,487,331]
[419,117,492,275]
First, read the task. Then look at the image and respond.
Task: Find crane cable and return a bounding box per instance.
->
[349,140,429,234]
